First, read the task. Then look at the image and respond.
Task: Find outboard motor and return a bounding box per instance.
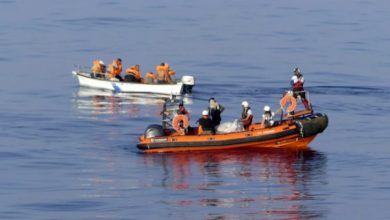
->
[181,75,195,94]
[144,124,165,138]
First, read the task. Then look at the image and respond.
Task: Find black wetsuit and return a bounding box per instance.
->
[209,105,223,126]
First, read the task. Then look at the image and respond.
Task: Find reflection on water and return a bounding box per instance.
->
[72,87,193,116]
[143,148,328,219]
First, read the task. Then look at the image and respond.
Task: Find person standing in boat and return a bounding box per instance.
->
[125,64,142,82]
[240,101,253,130]
[197,110,215,135]
[291,67,310,110]
[108,58,123,81]
[208,97,224,127]
[261,105,275,128]
[156,62,172,84]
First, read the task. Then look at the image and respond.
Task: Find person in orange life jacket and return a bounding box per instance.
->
[208,97,224,126]
[125,64,142,82]
[144,72,155,84]
[155,62,171,84]
[261,105,275,128]
[197,110,215,135]
[91,60,106,78]
[108,58,123,81]
[168,69,176,83]
[240,101,253,130]
[291,67,310,110]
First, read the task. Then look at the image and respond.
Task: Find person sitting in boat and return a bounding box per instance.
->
[240,101,253,130]
[144,72,155,84]
[178,102,190,120]
[261,105,275,128]
[208,97,224,126]
[108,58,123,81]
[156,62,172,84]
[91,60,106,78]
[197,110,215,135]
[125,64,142,82]
[171,102,191,135]
[168,69,176,83]
[291,67,310,110]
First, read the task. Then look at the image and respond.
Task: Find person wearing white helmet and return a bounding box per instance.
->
[240,101,253,130]
[290,67,310,110]
[197,110,215,135]
[261,105,275,128]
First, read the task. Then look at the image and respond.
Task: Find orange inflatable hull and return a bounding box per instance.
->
[137,113,328,153]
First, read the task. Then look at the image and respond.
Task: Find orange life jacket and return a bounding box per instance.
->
[126,65,141,80]
[144,72,155,84]
[91,60,102,73]
[108,59,122,78]
[156,64,169,81]
[145,72,155,79]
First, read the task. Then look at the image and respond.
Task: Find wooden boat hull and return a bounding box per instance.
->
[72,71,186,96]
[137,113,328,153]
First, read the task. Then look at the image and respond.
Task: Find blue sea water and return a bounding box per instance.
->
[1,0,390,219]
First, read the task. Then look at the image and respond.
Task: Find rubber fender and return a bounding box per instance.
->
[295,113,328,137]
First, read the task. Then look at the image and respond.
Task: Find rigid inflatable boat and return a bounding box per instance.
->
[137,97,328,153]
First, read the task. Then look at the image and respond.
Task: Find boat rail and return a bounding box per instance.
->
[278,90,313,121]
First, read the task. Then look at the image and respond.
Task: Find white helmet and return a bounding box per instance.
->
[264,105,270,111]
[291,75,298,81]
[202,110,209,116]
[99,60,104,65]
[241,101,249,108]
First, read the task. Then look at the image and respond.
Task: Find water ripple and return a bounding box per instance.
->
[20,200,105,212]
[57,16,148,27]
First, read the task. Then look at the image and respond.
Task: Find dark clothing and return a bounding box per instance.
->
[91,73,104,79]
[209,106,223,126]
[197,117,215,134]
[124,74,140,82]
[157,79,166,84]
[293,88,310,110]
[115,75,124,81]
[177,107,189,116]
[262,111,273,128]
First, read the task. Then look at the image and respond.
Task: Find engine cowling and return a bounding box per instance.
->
[144,124,164,138]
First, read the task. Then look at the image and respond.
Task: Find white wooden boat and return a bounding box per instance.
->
[72,70,195,96]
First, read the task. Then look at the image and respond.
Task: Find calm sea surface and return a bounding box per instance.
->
[1,0,390,219]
